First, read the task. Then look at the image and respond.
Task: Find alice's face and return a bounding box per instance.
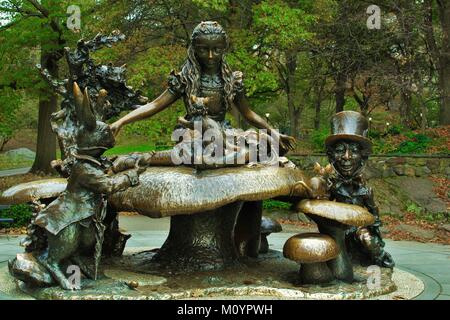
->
[193,34,226,71]
[330,141,363,178]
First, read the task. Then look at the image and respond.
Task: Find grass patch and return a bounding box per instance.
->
[263,199,291,210]
[404,201,449,223]
[0,154,33,170]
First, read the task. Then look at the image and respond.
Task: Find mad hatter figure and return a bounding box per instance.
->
[324,111,394,268]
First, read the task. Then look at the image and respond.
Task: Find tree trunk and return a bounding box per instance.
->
[439,66,450,125]
[400,90,412,127]
[314,98,321,130]
[438,0,450,125]
[314,80,325,130]
[30,51,58,175]
[424,0,450,125]
[335,73,346,113]
[286,50,300,139]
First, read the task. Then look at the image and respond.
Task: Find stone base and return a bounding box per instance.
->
[0,249,424,300]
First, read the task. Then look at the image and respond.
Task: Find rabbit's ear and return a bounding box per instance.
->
[73,82,96,130]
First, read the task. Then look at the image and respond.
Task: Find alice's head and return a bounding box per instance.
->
[190,21,228,72]
[181,21,234,111]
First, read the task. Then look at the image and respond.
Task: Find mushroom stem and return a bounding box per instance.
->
[234,201,262,258]
[152,201,243,271]
[299,262,334,284]
[310,216,354,283]
[259,235,269,254]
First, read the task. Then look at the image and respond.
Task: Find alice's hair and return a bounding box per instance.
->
[180,21,236,112]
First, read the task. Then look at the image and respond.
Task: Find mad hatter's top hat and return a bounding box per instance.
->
[325,111,372,154]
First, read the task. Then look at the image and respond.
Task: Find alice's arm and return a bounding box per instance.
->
[111,89,178,136]
[234,93,296,154]
[234,93,273,133]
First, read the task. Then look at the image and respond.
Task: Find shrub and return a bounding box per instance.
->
[393,133,432,154]
[386,124,405,136]
[263,199,291,210]
[0,204,33,228]
[310,128,329,152]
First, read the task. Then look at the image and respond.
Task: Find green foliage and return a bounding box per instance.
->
[386,124,405,136]
[393,133,432,154]
[405,201,422,215]
[191,0,228,12]
[405,201,449,223]
[121,102,184,146]
[0,204,33,228]
[310,127,329,152]
[263,199,291,210]
[372,139,397,154]
[0,88,20,149]
[0,152,34,170]
[253,0,316,49]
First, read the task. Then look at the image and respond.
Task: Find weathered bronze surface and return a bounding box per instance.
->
[8,81,142,290]
[283,233,340,285]
[3,26,399,295]
[110,165,306,217]
[295,186,375,283]
[8,253,54,286]
[325,110,372,154]
[110,21,295,156]
[0,179,67,205]
[1,250,400,300]
[325,111,395,268]
[297,199,375,227]
[152,202,244,272]
[283,233,339,263]
[258,216,282,254]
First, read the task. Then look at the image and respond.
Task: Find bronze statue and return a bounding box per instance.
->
[110,21,295,158]
[8,32,149,291]
[324,111,395,268]
[9,83,143,290]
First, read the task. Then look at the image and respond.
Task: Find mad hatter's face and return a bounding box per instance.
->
[330,141,364,178]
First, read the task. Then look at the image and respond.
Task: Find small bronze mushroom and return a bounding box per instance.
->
[259,217,282,254]
[297,199,375,283]
[0,179,67,205]
[283,233,339,284]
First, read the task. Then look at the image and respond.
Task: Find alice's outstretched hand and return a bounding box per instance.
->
[110,121,122,137]
[279,134,296,155]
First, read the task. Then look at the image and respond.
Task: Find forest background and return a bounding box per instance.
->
[0,0,449,174]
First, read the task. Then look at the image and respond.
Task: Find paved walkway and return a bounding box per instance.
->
[0,167,31,177]
[0,215,449,300]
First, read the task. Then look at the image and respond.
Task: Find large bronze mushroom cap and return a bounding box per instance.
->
[110,165,306,217]
[297,199,375,227]
[283,233,339,263]
[0,179,67,205]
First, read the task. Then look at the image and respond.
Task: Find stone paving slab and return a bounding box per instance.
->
[0,217,449,300]
[441,284,450,295]
[0,167,30,178]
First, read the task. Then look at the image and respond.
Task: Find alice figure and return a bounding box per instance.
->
[110,21,295,157]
